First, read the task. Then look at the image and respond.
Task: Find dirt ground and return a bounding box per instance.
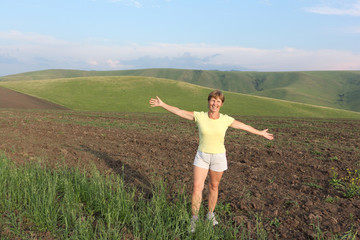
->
[0,87,68,110]
[1,98,360,239]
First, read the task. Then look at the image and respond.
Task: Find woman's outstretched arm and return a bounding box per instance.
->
[230,120,274,140]
[149,96,194,121]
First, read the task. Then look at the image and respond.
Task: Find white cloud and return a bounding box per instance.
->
[1,30,360,76]
[87,59,99,66]
[106,59,120,68]
[305,0,360,16]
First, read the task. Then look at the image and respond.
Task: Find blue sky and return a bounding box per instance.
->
[0,0,360,76]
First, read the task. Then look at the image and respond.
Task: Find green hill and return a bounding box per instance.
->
[0,76,359,119]
[1,69,359,112]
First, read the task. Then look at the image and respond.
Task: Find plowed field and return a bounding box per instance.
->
[0,87,68,110]
[1,108,359,239]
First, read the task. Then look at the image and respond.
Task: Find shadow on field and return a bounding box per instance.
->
[80,145,153,198]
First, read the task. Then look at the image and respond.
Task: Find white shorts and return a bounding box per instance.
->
[193,150,228,172]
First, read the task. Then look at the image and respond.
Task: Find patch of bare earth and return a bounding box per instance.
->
[0,109,359,239]
[0,87,68,110]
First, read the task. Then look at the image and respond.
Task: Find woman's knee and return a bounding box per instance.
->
[193,182,204,193]
[209,181,220,191]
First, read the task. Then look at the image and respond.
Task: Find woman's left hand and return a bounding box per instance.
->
[261,129,274,140]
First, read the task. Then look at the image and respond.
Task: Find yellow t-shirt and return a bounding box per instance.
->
[194,111,234,154]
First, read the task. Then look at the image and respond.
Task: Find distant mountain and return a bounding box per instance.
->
[1,68,360,112]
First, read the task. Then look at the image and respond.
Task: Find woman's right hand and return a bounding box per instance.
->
[149,96,194,120]
[149,96,163,107]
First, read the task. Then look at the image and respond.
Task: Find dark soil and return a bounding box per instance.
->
[1,108,359,239]
[0,87,68,110]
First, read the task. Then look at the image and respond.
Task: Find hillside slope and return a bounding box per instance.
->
[1,69,359,112]
[0,76,359,119]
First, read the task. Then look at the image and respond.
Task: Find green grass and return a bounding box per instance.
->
[250,71,360,112]
[1,76,360,119]
[0,153,244,239]
[1,68,360,112]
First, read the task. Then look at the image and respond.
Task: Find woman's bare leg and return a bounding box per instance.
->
[208,170,224,213]
[192,166,209,216]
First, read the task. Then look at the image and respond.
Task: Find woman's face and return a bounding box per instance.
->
[208,97,223,112]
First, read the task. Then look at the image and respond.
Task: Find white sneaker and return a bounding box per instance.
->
[190,216,198,233]
[206,212,219,226]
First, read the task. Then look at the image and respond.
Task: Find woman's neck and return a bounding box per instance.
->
[208,111,220,120]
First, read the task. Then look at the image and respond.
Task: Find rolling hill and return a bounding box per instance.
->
[1,69,359,112]
[0,75,360,119]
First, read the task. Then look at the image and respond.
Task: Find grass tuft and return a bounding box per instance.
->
[330,168,360,198]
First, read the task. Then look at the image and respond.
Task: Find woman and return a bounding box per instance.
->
[149,90,274,232]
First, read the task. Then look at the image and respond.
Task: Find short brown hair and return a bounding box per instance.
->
[208,90,225,103]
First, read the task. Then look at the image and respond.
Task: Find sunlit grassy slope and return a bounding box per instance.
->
[0,76,359,119]
[1,69,359,112]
